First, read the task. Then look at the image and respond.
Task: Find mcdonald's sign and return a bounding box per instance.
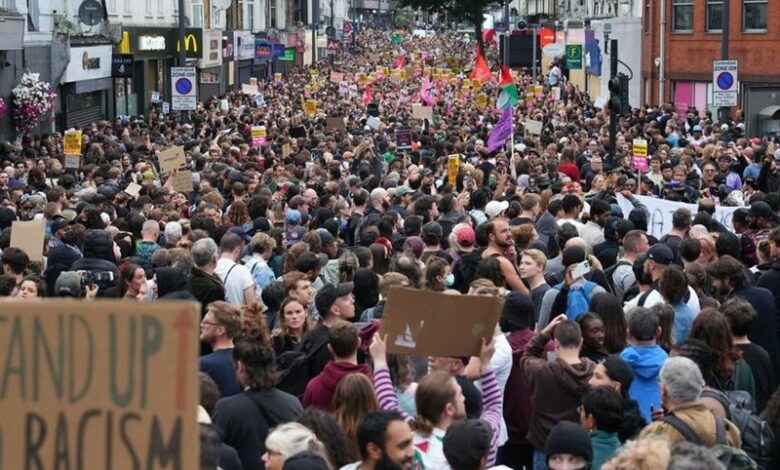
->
[169,29,203,59]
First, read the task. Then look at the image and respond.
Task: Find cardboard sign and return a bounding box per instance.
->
[379,288,503,356]
[124,182,143,197]
[63,130,82,155]
[476,93,488,109]
[447,154,460,186]
[64,154,81,169]
[241,83,259,95]
[412,104,433,120]
[158,146,187,174]
[524,119,543,135]
[304,100,317,117]
[172,170,194,192]
[0,300,200,470]
[395,128,412,151]
[9,218,45,261]
[252,126,267,147]
[282,143,293,158]
[326,117,346,130]
[162,102,170,114]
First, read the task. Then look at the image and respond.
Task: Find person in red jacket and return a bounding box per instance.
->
[303,320,372,410]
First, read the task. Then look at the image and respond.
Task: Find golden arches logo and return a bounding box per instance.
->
[177,34,199,53]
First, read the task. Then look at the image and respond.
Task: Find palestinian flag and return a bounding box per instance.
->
[496,64,519,109]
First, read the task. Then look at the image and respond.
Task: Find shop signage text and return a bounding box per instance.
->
[139,35,166,51]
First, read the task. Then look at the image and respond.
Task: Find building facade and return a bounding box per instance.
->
[641,0,779,136]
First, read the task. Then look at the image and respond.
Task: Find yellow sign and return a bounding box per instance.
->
[0,300,201,470]
[176,33,199,53]
[476,93,488,109]
[632,138,648,157]
[304,99,317,117]
[472,80,482,91]
[63,130,82,155]
[274,73,282,82]
[447,154,460,186]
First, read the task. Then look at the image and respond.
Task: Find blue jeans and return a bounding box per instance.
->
[533,450,548,470]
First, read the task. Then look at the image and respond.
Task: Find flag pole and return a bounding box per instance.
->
[509,109,516,180]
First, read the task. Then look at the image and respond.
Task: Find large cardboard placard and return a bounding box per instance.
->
[412,104,433,120]
[9,218,46,261]
[0,300,201,470]
[158,146,187,174]
[326,117,346,130]
[172,170,194,193]
[379,288,503,357]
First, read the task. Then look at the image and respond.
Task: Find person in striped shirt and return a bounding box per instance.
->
[369,333,503,469]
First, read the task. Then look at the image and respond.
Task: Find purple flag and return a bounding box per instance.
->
[487,107,513,153]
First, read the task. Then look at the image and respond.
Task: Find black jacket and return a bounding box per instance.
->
[189,267,225,313]
[732,285,780,380]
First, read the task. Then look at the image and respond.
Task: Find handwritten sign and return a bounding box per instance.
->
[330,71,343,83]
[282,143,293,158]
[0,300,200,470]
[9,219,45,261]
[64,154,81,169]
[241,83,258,95]
[63,130,82,155]
[172,170,194,193]
[476,93,488,109]
[524,119,543,136]
[412,104,433,120]
[158,146,187,174]
[274,73,282,82]
[326,117,346,130]
[124,182,143,197]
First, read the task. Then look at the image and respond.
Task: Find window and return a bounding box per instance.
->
[245,0,256,31]
[192,0,204,27]
[707,0,723,31]
[106,0,117,15]
[145,0,152,16]
[672,0,694,31]
[269,0,277,28]
[157,0,163,17]
[212,4,221,28]
[743,0,767,31]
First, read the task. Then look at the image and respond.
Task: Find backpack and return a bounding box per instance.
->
[553,280,598,320]
[662,413,757,470]
[604,260,632,296]
[276,332,329,400]
[701,389,776,468]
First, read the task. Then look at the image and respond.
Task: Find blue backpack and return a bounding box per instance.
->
[553,281,598,320]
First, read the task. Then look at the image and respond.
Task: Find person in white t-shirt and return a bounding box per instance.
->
[214,232,257,306]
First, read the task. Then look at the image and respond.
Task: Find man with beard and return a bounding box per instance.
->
[199,301,242,398]
[707,255,779,380]
[481,218,528,294]
[340,411,414,470]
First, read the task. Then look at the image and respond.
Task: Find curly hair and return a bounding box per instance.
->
[232,332,276,390]
[688,309,742,385]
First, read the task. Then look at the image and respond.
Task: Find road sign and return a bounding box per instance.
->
[565,44,583,69]
[343,22,352,34]
[538,27,555,48]
[713,60,738,107]
[171,66,197,111]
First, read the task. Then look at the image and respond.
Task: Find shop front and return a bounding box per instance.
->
[253,39,273,80]
[60,41,113,128]
[115,27,178,115]
[235,31,256,86]
[199,29,224,101]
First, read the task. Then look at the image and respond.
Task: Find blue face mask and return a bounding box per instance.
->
[444,273,455,287]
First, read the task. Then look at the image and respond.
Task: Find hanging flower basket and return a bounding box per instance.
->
[11,72,55,135]
[0,98,7,120]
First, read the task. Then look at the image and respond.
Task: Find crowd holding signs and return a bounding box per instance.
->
[1,25,780,470]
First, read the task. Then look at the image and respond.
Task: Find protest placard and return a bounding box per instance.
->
[524,119,543,135]
[395,128,412,151]
[379,288,503,357]
[64,154,81,169]
[172,170,194,192]
[282,143,293,158]
[124,182,143,197]
[616,194,737,238]
[10,218,45,261]
[412,104,433,120]
[158,146,187,174]
[63,130,82,155]
[326,117,346,130]
[0,300,200,470]
[241,83,258,95]
[367,116,381,130]
[447,154,460,186]
[632,138,649,172]
[304,100,317,117]
[252,126,267,147]
[330,71,343,83]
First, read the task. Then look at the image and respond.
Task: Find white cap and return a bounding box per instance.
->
[485,200,509,218]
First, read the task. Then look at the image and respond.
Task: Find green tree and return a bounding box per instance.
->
[396,0,501,53]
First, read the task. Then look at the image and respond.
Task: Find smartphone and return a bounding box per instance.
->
[570,259,591,280]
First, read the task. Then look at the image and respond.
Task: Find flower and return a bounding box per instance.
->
[11,72,56,135]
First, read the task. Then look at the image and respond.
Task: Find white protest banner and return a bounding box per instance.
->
[616,194,737,239]
[524,119,543,135]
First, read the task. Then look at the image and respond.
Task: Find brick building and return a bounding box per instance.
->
[641,0,780,137]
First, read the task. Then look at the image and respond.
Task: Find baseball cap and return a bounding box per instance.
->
[395,185,412,197]
[646,243,674,265]
[294,252,328,273]
[282,452,331,470]
[420,168,433,177]
[314,282,354,315]
[749,201,774,220]
[285,209,302,225]
[485,200,509,218]
[50,218,71,235]
[55,271,82,297]
[455,225,476,247]
[315,228,334,246]
[421,221,443,239]
[602,355,634,398]
[692,125,702,132]
[251,217,272,234]
[229,226,251,242]
[287,226,306,242]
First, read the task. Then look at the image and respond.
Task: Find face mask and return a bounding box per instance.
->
[444,273,455,287]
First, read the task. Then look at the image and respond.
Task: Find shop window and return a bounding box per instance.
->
[706,0,723,31]
[743,0,767,31]
[672,0,694,32]
[192,0,204,27]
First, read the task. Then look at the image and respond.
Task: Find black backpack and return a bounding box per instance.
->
[662,413,757,470]
[275,333,329,400]
[701,389,776,469]
[604,259,632,296]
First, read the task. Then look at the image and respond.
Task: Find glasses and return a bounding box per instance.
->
[200,320,221,327]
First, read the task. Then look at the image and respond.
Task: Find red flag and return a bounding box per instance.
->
[498,64,513,87]
[362,84,372,105]
[470,49,491,82]
[482,29,496,45]
[394,55,406,69]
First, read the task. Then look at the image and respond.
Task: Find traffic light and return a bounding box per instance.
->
[608,73,630,115]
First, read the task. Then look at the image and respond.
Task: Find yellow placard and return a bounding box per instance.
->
[304,99,317,117]
[274,73,282,82]
[472,80,482,91]
[476,93,488,109]
[63,130,82,155]
[447,154,460,186]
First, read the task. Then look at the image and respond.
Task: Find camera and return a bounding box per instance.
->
[82,271,115,286]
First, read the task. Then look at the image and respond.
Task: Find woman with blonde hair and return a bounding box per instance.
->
[225,200,251,227]
[271,297,313,356]
[332,373,379,460]
[262,422,329,470]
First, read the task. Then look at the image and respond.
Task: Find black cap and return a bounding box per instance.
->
[315,282,354,315]
[281,451,331,470]
[749,201,774,220]
[602,355,634,398]
[0,207,17,230]
[545,421,593,464]
[294,252,328,273]
[252,217,272,234]
[443,420,492,469]
[501,292,534,327]
[315,228,334,246]
[646,244,674,265]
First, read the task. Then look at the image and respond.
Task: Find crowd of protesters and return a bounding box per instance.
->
[1,26,780,470]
